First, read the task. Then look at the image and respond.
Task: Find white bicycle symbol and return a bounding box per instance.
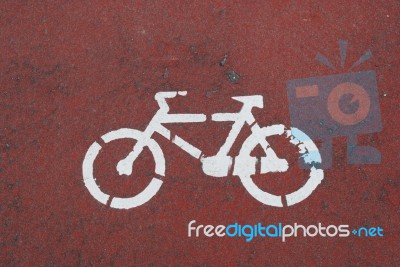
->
[83,91,324,209]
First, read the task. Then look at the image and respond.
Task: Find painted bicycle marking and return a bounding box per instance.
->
[83,91,323,209]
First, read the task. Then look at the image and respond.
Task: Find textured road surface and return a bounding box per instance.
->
[1,1,399,266]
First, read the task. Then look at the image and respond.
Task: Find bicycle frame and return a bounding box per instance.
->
[152,95,264,158]
[117,91,272,176]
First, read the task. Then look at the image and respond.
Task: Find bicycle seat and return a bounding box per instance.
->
[231,95,264,109]
[155,91,188,111]
[155,91,187,100]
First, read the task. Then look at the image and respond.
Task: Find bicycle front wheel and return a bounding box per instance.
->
[236,124,324,207]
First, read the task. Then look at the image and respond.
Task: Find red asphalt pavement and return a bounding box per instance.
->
[1,1,399,266]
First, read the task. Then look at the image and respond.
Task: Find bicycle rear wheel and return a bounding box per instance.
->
[82,128,165,209]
